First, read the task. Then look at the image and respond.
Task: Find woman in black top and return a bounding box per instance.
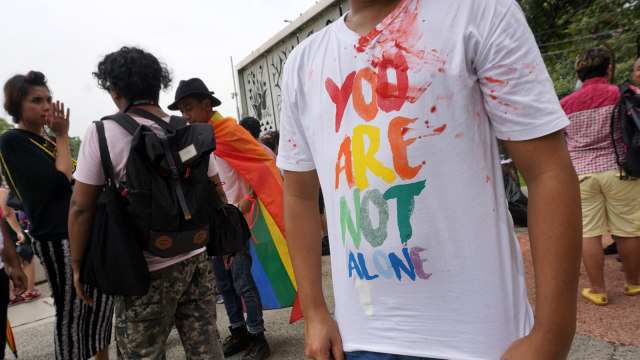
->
[1,71,113,360]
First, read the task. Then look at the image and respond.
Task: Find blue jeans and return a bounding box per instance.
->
[212,247,265,334]
[345,351,441,360]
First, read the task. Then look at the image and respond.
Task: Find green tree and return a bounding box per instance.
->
[69,136,81,160]
[520,0,640,98]
[0,117,14,133]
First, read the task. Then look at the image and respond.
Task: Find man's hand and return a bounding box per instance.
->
[71,263,94,307]
[501,330,572,360]
[4,263,27,296]
[304,312,344,360]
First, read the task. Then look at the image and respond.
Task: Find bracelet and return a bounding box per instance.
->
[213,181,226,187]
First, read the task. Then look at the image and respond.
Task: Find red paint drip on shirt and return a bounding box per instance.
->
[433,124,447,134]
[430,106,437,113]
[485,77,506,85]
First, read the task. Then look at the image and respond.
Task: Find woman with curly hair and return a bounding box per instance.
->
[69,46,223,359]
[1,71,113,359]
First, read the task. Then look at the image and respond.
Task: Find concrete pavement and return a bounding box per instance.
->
[7,255,640,359]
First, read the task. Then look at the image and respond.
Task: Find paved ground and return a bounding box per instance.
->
[7,251,640,359]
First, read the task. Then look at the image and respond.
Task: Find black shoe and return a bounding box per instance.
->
[242,331,271,360]
[604,242,618,255]
[222,325,250,357]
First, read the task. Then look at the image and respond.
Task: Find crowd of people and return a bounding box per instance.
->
[0,0,638,360]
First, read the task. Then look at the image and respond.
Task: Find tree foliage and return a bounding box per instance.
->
[519,0,640,98]
[0,117,14,134]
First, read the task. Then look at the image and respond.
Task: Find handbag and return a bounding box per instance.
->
[80,121,151,296]
[206,185,251,256]
[15,232,34,262]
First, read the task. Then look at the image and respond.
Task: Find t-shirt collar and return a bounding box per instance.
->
[582,77,609,88]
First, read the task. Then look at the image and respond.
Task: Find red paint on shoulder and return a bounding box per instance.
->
[455,133,463,139]
[486,175,491,183]
[438,68,445,73]
[433,124,446,134]
[484,76,506,85]
[489,95,498,100]
[430,106,437,113]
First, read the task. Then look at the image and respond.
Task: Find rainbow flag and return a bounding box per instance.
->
[209,113,300,318]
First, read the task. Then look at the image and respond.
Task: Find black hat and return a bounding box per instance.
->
[167,78,222,111]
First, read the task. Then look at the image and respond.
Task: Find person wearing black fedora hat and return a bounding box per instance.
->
[168,78,222,112]
[171,79,280,360]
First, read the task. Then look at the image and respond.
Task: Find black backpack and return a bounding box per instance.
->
[611,83,640,178]
[102,108,216,257]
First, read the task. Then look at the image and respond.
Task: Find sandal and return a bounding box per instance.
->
[23,290,42,302]
[8,295,24,306]
[623,284,640,296]
[582,288,608,305]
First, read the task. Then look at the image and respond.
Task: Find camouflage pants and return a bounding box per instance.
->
[114,251,223,359]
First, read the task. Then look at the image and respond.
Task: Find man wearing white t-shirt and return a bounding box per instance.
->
[277,0,582,359]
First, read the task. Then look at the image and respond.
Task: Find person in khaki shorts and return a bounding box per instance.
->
[562,48,640,305]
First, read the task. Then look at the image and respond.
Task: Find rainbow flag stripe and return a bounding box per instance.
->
[209,115,298,311]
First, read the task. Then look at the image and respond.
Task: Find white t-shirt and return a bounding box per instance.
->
[277,0,569,359]
[75,116,216,272]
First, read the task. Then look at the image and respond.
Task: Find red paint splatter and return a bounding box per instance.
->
[484,77,506,85]
[438,68,445,73]
[507,138,512,141]
[498,101,519,110]
[401,127,411,136]
[308,71,313,81]
[430,106,437,113]
[422,161,426,165]
[288,139,292,143]
[486,175,491,183]
[296,161,300,165]
[433,124,446,134]
[293,144,297,148]
[455,133,463,139]
[490,90,495,94]
[489,95,498,100]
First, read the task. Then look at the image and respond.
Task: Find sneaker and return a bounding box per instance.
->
[222,325,250,357]
[23,290,42,302]
[8,295,24,306]
[242,331,271,360]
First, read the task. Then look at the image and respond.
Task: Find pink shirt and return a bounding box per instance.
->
[561,78,638,175]
[75,116,216,271]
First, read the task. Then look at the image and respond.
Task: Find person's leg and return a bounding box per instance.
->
[114,269,174,359]
[582,235,606,294]
[212,255,250,356]
[616,236,640,286]
[230,247,271,359]
[229,248,263,334]
[578,174,608,296]
[174,252,224,360]
[21,257,35,293]
[212,256,245,326]
[0,269,9,360]
[33,239,113,360]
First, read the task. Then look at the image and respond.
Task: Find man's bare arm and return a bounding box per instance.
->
[502,130,581,360]
[283,170,344,360]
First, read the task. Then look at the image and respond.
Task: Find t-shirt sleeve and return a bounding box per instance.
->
[475,1,569,141]
[74,123,106,186]
[207,153,218,178]
[276,51,316,172]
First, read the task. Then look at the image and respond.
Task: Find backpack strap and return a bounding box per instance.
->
[158,135,192,220]
[127,108,177,133]
[94,121,117,185]
[101,113,140,136]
